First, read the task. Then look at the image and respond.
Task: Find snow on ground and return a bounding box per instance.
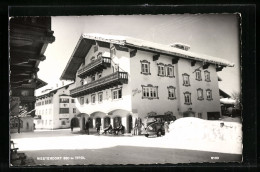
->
[12,117,242,155]
[162,117,242,154]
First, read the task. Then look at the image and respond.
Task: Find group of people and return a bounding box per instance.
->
[83,120,125,135]
[102,123,125,135]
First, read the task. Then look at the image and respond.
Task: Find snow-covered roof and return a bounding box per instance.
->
[36,83,74,97]
[60,33,234,80]
[220,98,236,105]
[83,33,234,67]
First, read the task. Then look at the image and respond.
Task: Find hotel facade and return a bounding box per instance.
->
[60,33,234,133]
[34,83,80,129]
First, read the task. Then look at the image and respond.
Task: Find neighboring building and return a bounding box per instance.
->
[34,83,80,129]
[9,17,55,133]
[60,33,234,132]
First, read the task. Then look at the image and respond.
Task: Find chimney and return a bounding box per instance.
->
[62,81,64,86]
[170,43,190,51]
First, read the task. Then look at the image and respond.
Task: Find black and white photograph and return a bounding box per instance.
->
[9,13,243,166]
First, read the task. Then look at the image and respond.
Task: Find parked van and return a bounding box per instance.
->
[142,114,176,137]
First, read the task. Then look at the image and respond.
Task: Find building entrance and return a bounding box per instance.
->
[113,117,121,128]
[128,115,133,133]
[104,117,110,128]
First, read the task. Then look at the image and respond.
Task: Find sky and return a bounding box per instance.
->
[36,14,240,96]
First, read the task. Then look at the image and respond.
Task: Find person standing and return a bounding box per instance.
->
[70,116,76,132]
[96,122,100,135]
[164,122,169,134]
[85,119,90,135]
[133,123,138,135]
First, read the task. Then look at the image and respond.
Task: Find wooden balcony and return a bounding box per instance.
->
[70,71,128,97]
[19,96,36,102]
[77,56,111,78]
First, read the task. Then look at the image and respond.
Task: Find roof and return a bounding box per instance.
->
[35,78,48,89]
[36,83,74,97]
[219,89,231,98]
[220,98,236,105]
[60,33,234,80]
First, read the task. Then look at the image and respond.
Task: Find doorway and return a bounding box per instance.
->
[128,115,133,133]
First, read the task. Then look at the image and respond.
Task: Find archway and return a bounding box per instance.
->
[113,116,121,128]
[95,117,101,127]
[82,117,85,129]
[71,117,79,127]
[104,117,111,128]
[88,118,93,128]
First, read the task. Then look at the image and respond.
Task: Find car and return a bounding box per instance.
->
[142,114,176,137]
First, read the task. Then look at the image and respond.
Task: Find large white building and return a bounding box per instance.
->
[34,83,80,129]
[60,33,234,133]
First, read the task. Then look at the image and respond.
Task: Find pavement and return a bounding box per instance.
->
[10,128,242,166]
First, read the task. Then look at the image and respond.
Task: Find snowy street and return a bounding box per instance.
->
[11,117,242,165]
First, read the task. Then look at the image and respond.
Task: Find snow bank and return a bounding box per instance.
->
[163,117,242,154]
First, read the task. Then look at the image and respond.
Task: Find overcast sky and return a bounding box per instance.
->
[36,14,240,96]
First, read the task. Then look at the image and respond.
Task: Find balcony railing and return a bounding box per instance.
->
[77,56,111,78]
[71,71,128,97]
[19,96,36,102]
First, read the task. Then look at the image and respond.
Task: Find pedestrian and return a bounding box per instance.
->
[96,122,100,135]
[70,116,76,132]
[164,121,169,134]
[133,123,138,135]
[85,119,90,135]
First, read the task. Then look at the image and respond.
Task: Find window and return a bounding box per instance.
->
[197,88,204,100]
[198,113,202,118]
[94,45,98,53]
[49,99,52,104]
[97,72,102,79]
[60,108,69,114]
[184,92,192,105]
[42,101,44,105]
[110,46,116,57]
[98,92,103,102]
[182,73,190,86]
[91,94,96,103]
[71,99,75,103]
[60,98,69,103]
[157,63,165,76]
[142,84,159,99]
[204,70,211,82]
[112,88,122,100]
[140,60,150,75]
[166,65,174,77]
[167,86,176,100]
[80,97,84,105]
[97,52,102,59]
[61,121,66,125]
[21,90,29,96]
[80,79,84,86]
[91,75,95,81]
[73,108,76,113]
[206,89,213,100]
[195,69,202,81]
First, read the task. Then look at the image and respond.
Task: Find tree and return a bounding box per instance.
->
[231,91,242,110]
